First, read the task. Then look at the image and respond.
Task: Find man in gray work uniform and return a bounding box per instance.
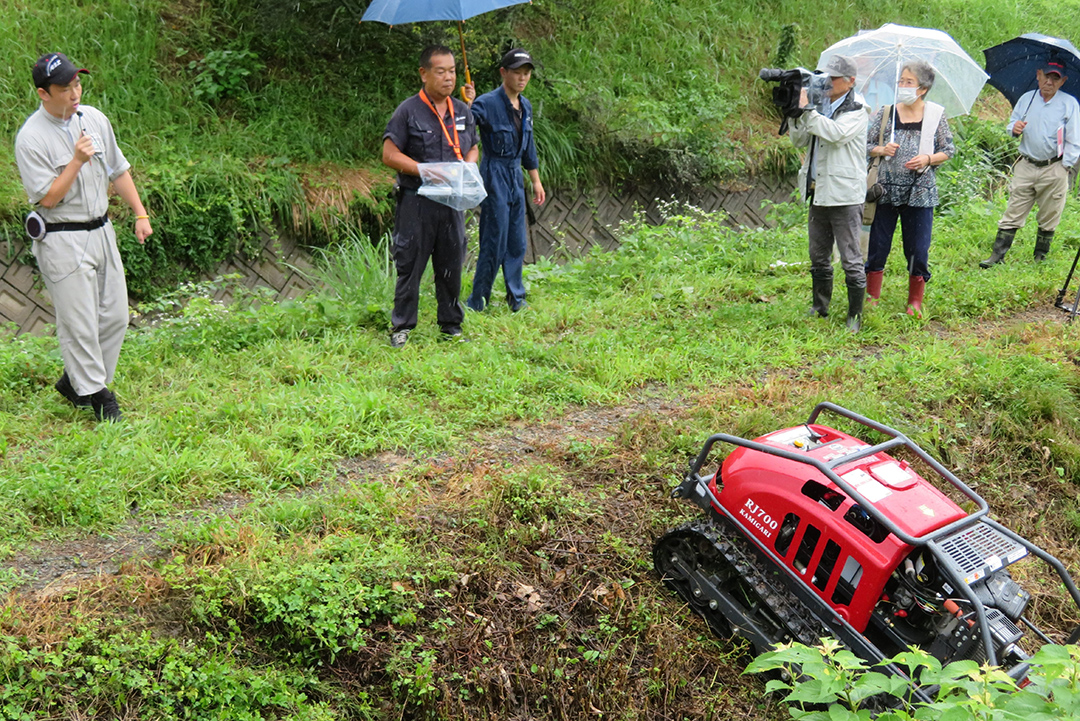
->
[14,53,153,422]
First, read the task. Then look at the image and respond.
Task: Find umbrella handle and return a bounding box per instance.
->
[458,21,473,104]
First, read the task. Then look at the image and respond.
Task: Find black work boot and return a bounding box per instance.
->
[809,271,833,318]
[979,228,1017,268]
[55,370,91,408]
[90,387,123,422]
[1034,229,1054,262]
[846,285,865,333]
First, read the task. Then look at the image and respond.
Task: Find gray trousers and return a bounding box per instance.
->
[34,222,128,396]
[808,203,866,288]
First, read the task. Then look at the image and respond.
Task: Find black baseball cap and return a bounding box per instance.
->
[1043,60,1067,77]
[32,53,89,89]
[501,49,535,70]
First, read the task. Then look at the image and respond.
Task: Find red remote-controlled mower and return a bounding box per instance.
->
[654,403,1080,699]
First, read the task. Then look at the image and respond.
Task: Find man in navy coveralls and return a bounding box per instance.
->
[464,49,545,313]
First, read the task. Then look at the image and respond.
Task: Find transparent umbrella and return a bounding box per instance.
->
[818,23,988,120]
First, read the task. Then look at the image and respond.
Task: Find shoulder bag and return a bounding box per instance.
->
[863,105,889,226]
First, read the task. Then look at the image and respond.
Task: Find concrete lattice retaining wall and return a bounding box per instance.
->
[526,175,796,260]
[0,175,796,335]
[0,232,316,336]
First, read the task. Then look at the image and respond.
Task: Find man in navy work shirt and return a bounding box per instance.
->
[981,61,1080,267]
[462,48,546,313]
[382,45,479,348]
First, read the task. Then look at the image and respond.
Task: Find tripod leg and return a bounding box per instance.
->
[1056,241,1080,309]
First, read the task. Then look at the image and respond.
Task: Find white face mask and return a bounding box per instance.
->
[896,87,920,105]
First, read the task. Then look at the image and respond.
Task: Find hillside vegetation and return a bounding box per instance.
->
[0,0,1064,296]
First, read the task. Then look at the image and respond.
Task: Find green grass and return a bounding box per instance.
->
[3,196,1080,716]
[2,195,1079,545]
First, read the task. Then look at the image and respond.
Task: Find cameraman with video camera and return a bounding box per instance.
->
[789,55,869,332]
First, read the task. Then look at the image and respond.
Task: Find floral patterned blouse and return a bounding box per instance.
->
[867,106,956,208]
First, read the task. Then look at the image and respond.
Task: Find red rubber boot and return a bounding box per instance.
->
[866,270,884,306]
[906,275,926,318]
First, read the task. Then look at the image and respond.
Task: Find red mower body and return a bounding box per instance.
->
[710,423,967,631]
[655,403,1080,693]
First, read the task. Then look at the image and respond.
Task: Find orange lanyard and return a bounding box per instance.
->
[419,89,463,161]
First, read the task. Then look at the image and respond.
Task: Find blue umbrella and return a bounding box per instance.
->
[984,33,1080,109]
[361,0,530,24]
[362,0,533,98]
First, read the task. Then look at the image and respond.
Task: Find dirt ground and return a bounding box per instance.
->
[3,391,682,598]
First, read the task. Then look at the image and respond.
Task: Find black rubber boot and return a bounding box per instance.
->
[846,285,865,333]
[90,387,123,422]
[809,270,832,318]
[980,228,1017,268]
[55,370,91,408]
[1034,229,1054,262]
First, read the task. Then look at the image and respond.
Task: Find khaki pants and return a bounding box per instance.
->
[34,222,128,397]
[998,157,1069,232]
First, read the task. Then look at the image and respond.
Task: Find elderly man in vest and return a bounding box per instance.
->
[790,55,869,332]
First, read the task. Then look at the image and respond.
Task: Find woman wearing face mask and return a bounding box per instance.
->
[865,60,955,318]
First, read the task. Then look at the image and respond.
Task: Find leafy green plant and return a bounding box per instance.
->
[0,325,58,396]
[747,640,1080,720]
[773,24,801,67]
[297,226,394,329]
[500,464,590,523]
[0,619,338,720]
[387,639,441,712]
[189,48,266,103]
[937,116,1015,213]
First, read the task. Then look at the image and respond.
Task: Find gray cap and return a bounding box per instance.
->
[821,55,857,79]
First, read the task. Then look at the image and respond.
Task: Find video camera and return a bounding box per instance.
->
[759,67,833,135]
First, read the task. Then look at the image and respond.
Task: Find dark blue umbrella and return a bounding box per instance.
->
[984,33,1080,108]
[362,0,533,98]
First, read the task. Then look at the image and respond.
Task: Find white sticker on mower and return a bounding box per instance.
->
[822,442,870,463]
[739,498,779,538]
[1006,547,1028,564]
[872,462,912,486]
[842,469,892,503]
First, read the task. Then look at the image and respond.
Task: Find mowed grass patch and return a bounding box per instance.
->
[16,356,1079,720]
[127,426,785,720]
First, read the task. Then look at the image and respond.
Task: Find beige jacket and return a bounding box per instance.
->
[790,93,870,207]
